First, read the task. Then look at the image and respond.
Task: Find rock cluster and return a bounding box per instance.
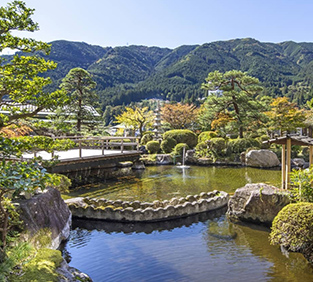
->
[66,191,229,222]
[245,149,280,168]
[227,183,290,225]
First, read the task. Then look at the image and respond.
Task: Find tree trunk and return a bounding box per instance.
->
[77,98,82,132]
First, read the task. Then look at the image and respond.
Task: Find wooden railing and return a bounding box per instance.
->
[53,136,140,158]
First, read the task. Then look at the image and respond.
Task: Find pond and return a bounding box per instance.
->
[62,165,313,281]
[64,165,282,201]
[63,210,313,282]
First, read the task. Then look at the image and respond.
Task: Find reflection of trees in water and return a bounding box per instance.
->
[204,219,313,281]
[71,207,227,235]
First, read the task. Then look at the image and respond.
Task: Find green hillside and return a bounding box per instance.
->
[19,38,313,109]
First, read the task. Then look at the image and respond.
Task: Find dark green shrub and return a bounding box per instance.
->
[141,132,154,145]
[227,138,260,154]
[163,130,197,148]
[172,143,189,157]
[209,137,226,153]
[160,137,177,153]
[146,140,160,154]
[198,131,217,143]
[195,141,208,157]
[270,203,313,253]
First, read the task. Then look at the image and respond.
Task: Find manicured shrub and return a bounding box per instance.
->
[163,129,197,148]
[270,203,313,253]
[195,141,208,157]
[208,137,226,153]
[227,138,260,154]
[256,135,270,149]
[141,132,154,145]
[146,140,160,154]
[172,143,189,157]
[198,131,217,143]
[160,137,177,153]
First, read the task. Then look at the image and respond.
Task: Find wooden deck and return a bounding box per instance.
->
[22,136,142,176]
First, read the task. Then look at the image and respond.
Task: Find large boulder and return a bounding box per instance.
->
[245,149,280,168]
[15,187,72,249]
[227,183,290,225]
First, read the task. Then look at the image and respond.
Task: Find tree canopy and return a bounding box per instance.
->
[115,106,154,141]
[161,103,198,129]
[0,1,68,129]
[60,67,97,132]
[200,70,265,138]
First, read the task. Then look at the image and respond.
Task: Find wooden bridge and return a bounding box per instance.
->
[22,136,143,185]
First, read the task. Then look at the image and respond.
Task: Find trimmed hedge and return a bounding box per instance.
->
[146,140,160,154]
[173,143,189,157]
[198,131,218,143]
[160,137,177,153]
[270,203,313,253]
[227,138,260,154]
[163,130,197,148]
[141,132,154,145]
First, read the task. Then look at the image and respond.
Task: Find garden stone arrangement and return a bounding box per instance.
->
[66,190,229,222]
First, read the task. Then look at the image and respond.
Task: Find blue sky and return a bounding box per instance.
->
[4,0,313,49]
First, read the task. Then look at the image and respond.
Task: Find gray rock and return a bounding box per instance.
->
[16,187,72,249]
[246,149,280,168]
[292,158,305,168]
[227,183,290,225]
[156,154,173,165]
[57,259,92,282]
[132,160,145,170]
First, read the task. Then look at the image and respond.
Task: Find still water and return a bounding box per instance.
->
[62,166,313,281]
[64,165,281,201]
[64,210,313,282]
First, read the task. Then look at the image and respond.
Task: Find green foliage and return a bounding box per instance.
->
[163,129,197,148]
[208,138,227,155]
[60,67,97,132]
[141,132,154,145]
[256,135,270,149]
[160,137,177,153]
[0,1,69,128]
[146,140,160,154]
[270,203,313,252]
[201,70,264,138]
[227,138,260,154]
[195,141,208,158]
[290,166,313,203]
[198,131,217,143]
[12,248,64,282]
[172,143,189,157]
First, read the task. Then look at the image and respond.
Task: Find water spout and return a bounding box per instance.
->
[177,146,190,169]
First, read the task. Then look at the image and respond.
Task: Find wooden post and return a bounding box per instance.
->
[281,144,286,189]
[121,139,124,153]
[286,138,292,189]
[79,140,82,158]
[310,146,313,168]
[102,139,104,155]
[106,139,109,150]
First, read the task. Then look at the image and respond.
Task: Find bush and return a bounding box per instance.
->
[208,137,226,153]
[146,141,160,154]
[198,131,217,143]
[141,133,154,145]
[160,137,177,153]
[163,130,197,148]
[270,203,313,253]
[172,143,189,157]
[195,141,208,157]
[290,166,313,203]
[227,138,260,154]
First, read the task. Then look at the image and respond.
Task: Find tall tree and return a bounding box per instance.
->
[60,68,97,132]
[0,1,68,128]
[115,107,154,141]
[200,70,264,138]
[265,97,306,135]
[161,103,199,129]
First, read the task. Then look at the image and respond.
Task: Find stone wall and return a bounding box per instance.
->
[66,190,229,222]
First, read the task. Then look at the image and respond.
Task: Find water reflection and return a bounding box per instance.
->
[63,209,313,282]
[65,165,281,202]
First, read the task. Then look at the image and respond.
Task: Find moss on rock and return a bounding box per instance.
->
[12,248,63,282]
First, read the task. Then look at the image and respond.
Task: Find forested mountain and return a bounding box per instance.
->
[24,38,313,109]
